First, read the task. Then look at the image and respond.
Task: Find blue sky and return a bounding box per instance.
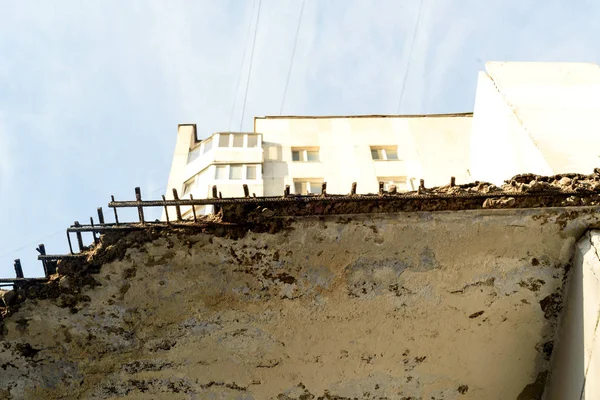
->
[1,0,600,278]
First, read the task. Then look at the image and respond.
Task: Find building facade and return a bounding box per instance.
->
[166,61,600,219]
[165,114,473,218]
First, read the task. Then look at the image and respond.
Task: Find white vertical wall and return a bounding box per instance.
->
[545,231,600,399]
[471,62,600,185]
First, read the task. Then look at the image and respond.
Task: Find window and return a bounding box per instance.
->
[232,135,244,147]
[229,165,243,180]
[378,177,407,192]
[246,165,257,180]
[187,146,201,164]
[292,148,320,162]
[203,138,213,154]
[294,180,323,195]
[218,134,230,147]
[247,135,259,147]
[182,177,195,196]
[215,165,228,179]
[370,146,399,160]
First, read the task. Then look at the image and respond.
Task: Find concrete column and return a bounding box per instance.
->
[162,124,198,221]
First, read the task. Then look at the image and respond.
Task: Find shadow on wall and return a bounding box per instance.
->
[263,142,288,196]
[543,233,587,399]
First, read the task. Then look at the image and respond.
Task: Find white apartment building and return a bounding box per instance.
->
[164,113,472,218]
[165,61,600,219]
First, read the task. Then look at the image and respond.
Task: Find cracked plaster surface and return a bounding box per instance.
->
[2,208,600,399]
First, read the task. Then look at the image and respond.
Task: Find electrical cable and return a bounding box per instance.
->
[279,0,305,115]
[396,0,425,113]
[239,0,263,131]
[228,0,257,131]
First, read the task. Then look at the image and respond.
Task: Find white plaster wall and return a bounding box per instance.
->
[471,62,600,185]
[545,230,600,399]
[256,115,472,196]
[470,72,553,184]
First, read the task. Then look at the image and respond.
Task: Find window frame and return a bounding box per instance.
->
[293,179,324,195]
[182,176,196,196]
[187,146,201,164]
[215,165,228,180]
[246,165,258,180]
[291,147,320,162]
[370,146,399,161]
[232,135,244,148]
[214,164,261,180]
[229,165,243,180]
[378,176,407,192]
[217,133,261,148]
[247,135,259,148]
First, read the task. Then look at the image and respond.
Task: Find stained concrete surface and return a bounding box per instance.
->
[1,207,599,399]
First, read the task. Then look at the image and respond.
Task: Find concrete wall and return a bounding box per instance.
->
[256,114,472,196]
[471,62,600,185]
[544,230,600,399]
[2,206,600,399]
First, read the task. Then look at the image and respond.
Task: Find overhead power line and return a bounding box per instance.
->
[0,229,63,261]
[396,0,425,114]
[279,0,306,115]
[239,0,263,131]
[229,0,257,131]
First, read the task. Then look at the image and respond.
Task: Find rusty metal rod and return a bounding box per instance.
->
[90,217,98,244]
[135,187,145,224]
[0,277,47,284]
[190,194,197,222]
[74,221,84,252]
[351,182,357,195]
[65,222,219,233]
[38,254,86,261]
[97,207,105,224]
[172,189,182,220]
[243,184,250,198]
[67,232,74,254]
[111,195,120,224]
[14,259,24,279]
[162,195,170,224]
[108,190,600,208]
[36,244,48,276]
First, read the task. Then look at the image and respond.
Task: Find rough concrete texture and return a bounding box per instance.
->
[1,207,600,399]
[218,171,600,224]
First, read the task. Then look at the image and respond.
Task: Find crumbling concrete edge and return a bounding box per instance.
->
[0,221,289,332]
